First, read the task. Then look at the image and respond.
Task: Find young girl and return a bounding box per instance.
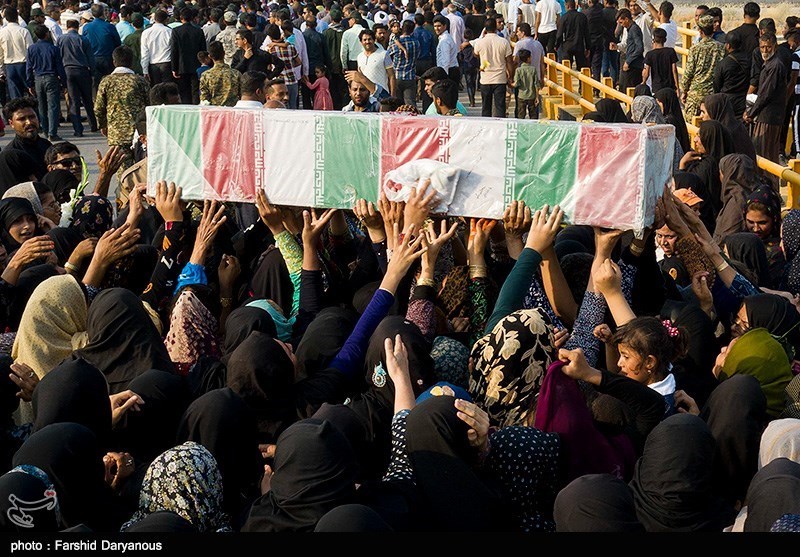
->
[610,316,688,417]
[303,66,334,111]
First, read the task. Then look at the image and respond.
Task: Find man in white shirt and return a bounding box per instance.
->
[535,0,560,53]
[0,7,33,98]
[644,0,676,47]
[44,4,63,40]
[465,16,513,116]
[140,9,173,85]
[433,15,459,83]
[445,3,465,49]
[235,70,267,108]
[356,28,394,93]
[60,0,80,29]
[339,11,365,70]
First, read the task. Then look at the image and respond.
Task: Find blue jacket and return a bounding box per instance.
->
[82,18,121,57]
[26,39,66,88]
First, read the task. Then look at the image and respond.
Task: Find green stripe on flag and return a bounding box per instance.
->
[152,107,203,171]
[321,115,381,208]
[509,121,579,209]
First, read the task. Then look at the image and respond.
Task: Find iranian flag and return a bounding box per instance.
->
[147,106,674,232]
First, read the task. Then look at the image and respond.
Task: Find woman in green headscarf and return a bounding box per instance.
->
[719,328,794,418]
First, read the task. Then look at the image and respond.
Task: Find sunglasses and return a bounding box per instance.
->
[53,156,82,168]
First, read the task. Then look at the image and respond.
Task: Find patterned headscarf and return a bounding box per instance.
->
[486,426,560,532]
[780,210,800,295]
[69,195,113,239]
[469,308,555,429]
[759,419,800,469]
[430,336,470,389]
[631,96,665,124]
[121,442,231,533]
[165,289,221,375]
[746,186,782,237]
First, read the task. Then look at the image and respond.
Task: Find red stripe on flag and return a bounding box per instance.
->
[573,126,642,227]
[380,115,446,197]
[201,110,257,201]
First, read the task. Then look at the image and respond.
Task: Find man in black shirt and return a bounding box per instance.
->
[746,32,787,172]
[556,0,590,69]
[231,29,285,78]
[727,1,760,69]
[713,31,750,117]
[465,0,487,39]
[3,96,51,178]
[585,0,612,82]
[643,27,677,93]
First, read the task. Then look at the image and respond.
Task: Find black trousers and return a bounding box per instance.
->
[538,31,557,54]
[93,56,113,99]
[330,72,348,110]
[175,72,199,104]
[480,83,506,117]
[301,73,316,109]
[65,66,97,133]
[618,64,643,93]
[149,62,174,85]
[589,43,604,82]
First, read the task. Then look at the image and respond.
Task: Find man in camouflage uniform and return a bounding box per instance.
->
[94,45,149,171]
[681,14,724,121]
[200,40,241,106]
[217,11,239,64]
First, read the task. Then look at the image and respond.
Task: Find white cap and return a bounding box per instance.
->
[80,10,94,20]
[31,3,42,10]
[373,10,388,24]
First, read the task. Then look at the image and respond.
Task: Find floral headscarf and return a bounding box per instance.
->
[469,308,555,429]
[69,196,113,239]
[430,336,470,389]
[120,442,232,533]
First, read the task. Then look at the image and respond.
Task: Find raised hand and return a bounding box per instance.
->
[190,200,228,265]
[353,198,385,242]
[421,218,459,271]
[302,208,337,246]
[403,179,439,233]
[467,218,497,265]
[93,223,141,268]
[97,146,125,179]
[502,200,532,239]
[525,204,563,254]
[218,254,241,296]
[154,181,184,223]
[255,190,284,235]
[126,184,147,227]
[378,190,404,249]
[593,257,622,295]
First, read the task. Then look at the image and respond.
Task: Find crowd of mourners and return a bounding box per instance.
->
[1,0,800,536]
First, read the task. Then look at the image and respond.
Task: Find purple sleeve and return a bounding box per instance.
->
[329,287,396,379]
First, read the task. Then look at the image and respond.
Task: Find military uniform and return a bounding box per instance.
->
[200,62,241,106]
[680,36,725,121]
[94,71,150,148]
[123,28,145,74]
[217,27,238,65]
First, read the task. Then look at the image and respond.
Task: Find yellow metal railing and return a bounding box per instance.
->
[541,52,800,204]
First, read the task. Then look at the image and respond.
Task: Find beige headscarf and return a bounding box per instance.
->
[12,274,89,378]
[11,274,89,424]
[759,418,800,469]
[2,182,43,215]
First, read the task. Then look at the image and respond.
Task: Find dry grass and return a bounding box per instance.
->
[671,1,799,31]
